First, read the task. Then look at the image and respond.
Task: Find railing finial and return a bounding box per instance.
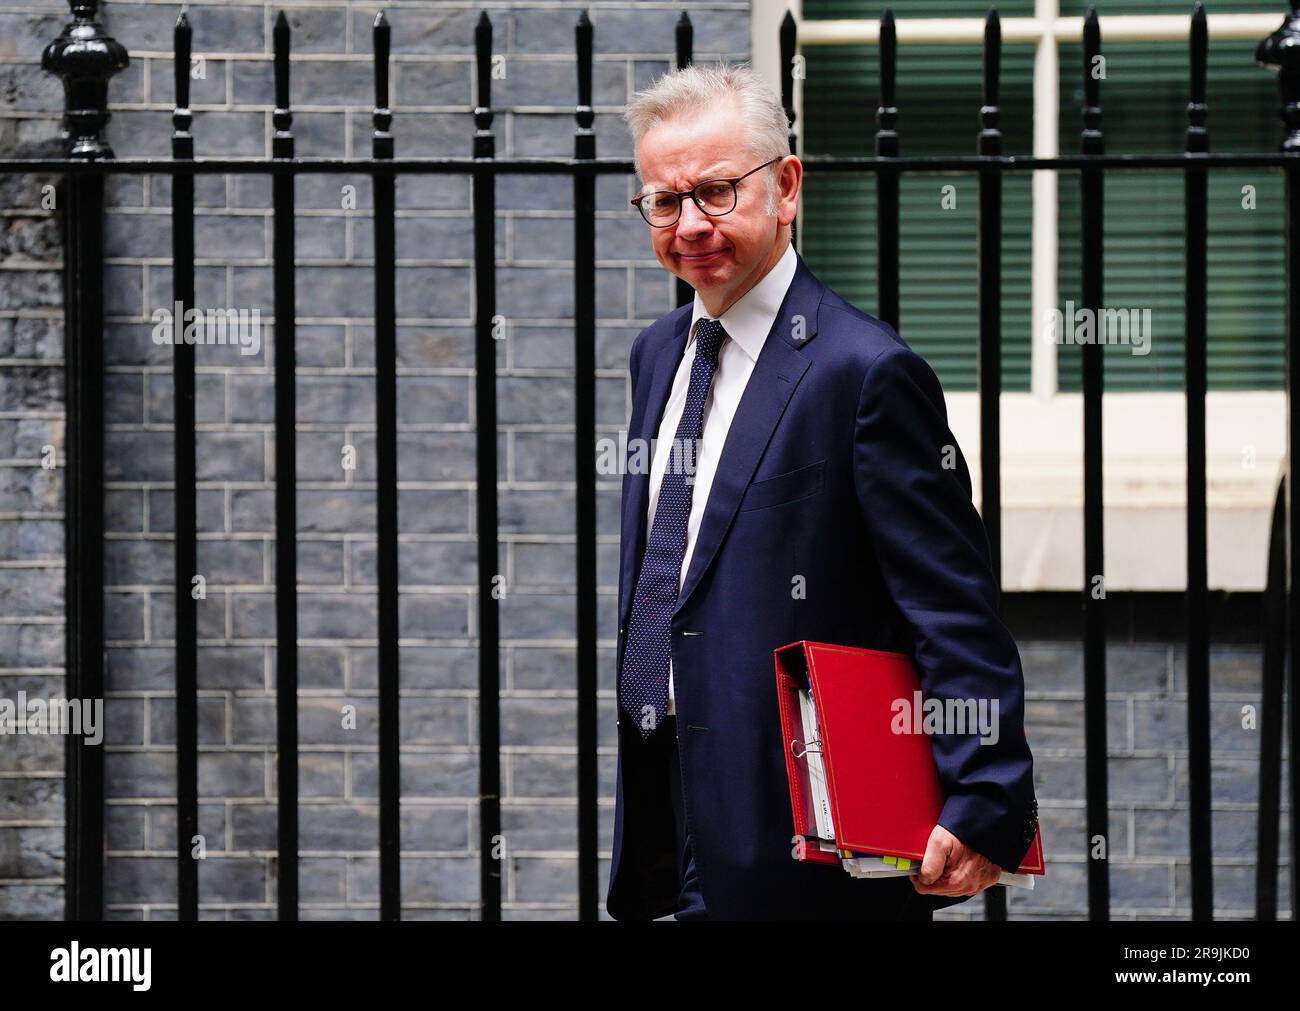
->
[374,10,393,156]
[1256,1,1300,151]
[676,10,693,71]
[1081,6,1103,156]
[172,12,193,156]
[1186,2,1208,154]
[273,10,293,155]
[41,0,129,159]
[875,9,898,159]
[980,8,1002,156]
[574,8,594,149]
[473,9,493,155]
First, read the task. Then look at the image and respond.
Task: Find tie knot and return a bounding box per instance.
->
[694,317,726,364]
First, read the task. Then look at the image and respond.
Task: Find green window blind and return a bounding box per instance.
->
[802,1,1287,392]
[1054,15,1284,391]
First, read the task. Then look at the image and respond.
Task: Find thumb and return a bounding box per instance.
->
[917,828,951,885]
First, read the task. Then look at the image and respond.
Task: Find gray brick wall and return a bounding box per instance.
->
[938,640,1291,921]
[2,0,750,921]
[0,0,67,918]
[0,0,1290,922]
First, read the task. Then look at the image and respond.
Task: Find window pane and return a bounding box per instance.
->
[1055,35,1285,391]
[810,0,1036,15]
[1061,1,1278,14]
[802,0,1037,392]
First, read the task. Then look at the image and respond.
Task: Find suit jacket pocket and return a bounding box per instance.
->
[738,458,826,512]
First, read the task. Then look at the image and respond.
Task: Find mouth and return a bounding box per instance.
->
[678,248,729,265]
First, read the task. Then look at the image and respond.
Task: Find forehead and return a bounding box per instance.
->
[637,108,747,190]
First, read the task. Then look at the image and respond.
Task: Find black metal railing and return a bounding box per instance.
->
[8,0,1297,922]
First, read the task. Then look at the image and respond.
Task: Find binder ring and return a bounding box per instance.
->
[790,738,821,759]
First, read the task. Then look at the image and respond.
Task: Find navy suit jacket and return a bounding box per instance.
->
[606,249,1038,921]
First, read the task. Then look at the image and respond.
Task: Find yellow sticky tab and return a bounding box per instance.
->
[896,858,911,870]
[882,855,896,866]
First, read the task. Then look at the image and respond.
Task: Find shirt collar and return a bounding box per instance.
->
[686,241,798,363]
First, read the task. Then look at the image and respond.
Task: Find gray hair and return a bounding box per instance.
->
[623,62,789,215]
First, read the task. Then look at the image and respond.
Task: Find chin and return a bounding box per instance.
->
[685,271,727,293]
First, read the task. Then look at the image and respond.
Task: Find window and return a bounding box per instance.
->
[798,0,1286,394]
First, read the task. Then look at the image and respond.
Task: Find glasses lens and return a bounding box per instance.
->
[642,193,680,225]
[696,181,735,214]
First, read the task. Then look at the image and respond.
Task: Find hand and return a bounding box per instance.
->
[911,824,1001,897]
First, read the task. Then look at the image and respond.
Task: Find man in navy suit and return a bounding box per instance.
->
[606,63,1038,921]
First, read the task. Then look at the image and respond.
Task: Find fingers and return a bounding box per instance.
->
[913,868,975,894]
[916,828,951,886]
[913,868,970,895]
[912,825,998,896]
[913,862,1000,896]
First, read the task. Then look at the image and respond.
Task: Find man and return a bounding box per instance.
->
[606,63,1038,921]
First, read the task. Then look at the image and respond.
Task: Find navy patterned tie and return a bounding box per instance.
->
[619,317,728,740]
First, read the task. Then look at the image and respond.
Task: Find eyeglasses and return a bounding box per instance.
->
[631,157,783,227]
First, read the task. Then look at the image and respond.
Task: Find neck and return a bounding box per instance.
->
[699,232,790,317]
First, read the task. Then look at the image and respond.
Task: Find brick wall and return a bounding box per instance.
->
[0,0,750,921]
[949,599,1292,921]
[0,0,1290,921]
[0,0,68,919]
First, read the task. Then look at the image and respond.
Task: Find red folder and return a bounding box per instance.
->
[775,639,1045,875]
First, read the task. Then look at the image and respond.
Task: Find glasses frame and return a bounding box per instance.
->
[630,156,784,228]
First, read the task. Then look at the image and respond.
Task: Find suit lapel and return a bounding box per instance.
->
[619,251,826,631]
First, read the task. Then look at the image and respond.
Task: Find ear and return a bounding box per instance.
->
[776,156,802,226]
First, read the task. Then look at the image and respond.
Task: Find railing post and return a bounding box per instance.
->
[573,7,599,924]
[1079,5,1110,924]
[675,12,694,310]
[372,9,401,922]
[40,0,127,924]
[977,7,1007,924]
[780,9,798,253]
[170,10,199,923]
[1256,0,1300,922]
[472,9,503,924]
[1184,2,1213,923]
[270,10,299,921]
[875,9,900,332]
[1257,479,1287,920]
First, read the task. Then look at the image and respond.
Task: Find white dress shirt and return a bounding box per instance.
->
[645,240,798,715]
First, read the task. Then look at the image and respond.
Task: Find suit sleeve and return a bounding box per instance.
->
[852,342,1038,871]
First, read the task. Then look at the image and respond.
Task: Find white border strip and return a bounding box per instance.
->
[795,12,1285,46]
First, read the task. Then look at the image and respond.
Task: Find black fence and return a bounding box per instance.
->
[6,0,1298,922]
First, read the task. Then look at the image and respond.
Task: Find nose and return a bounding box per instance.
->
[674,196,713,238]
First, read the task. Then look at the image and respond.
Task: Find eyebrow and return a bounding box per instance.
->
[639,164,733,196]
